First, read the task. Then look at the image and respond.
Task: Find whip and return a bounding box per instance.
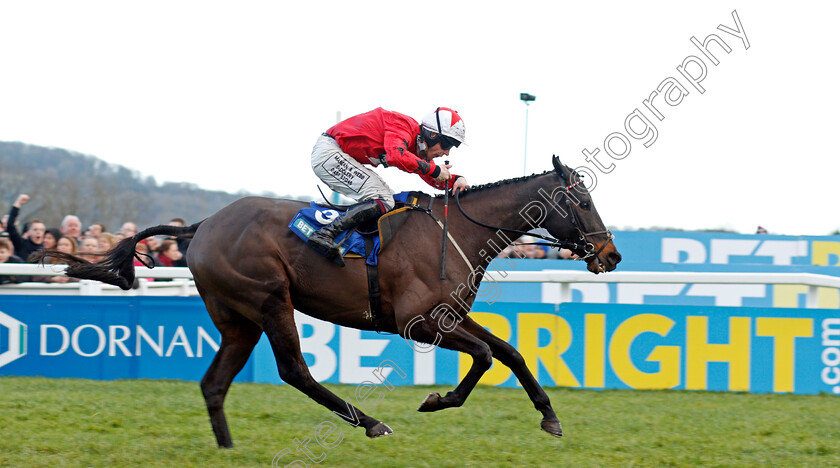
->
[440,160,450,280]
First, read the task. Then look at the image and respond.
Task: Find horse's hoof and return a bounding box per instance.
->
[417,392,441,412]
[541,419,563,438]
[365,422,393,438]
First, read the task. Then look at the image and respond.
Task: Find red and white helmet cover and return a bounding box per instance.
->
[421,107,466,144]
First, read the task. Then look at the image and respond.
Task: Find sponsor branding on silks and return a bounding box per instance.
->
[294,218,316,238]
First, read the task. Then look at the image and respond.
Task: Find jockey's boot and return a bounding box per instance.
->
[307,200,385,267]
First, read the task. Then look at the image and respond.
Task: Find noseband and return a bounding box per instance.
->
[454,174,613,260]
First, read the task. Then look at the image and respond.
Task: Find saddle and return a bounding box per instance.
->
[288,191,429,332]
[291,191,426,264]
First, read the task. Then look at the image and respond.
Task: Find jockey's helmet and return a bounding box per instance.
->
[420,107,466,150]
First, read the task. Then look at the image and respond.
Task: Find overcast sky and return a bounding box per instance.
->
[1,2,837,235]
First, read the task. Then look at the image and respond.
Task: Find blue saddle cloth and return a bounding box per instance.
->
[288,192,415,266]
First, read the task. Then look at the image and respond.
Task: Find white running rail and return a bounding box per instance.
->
[1,264,839,306]
[491,270,840,308]
[0,264,196,296]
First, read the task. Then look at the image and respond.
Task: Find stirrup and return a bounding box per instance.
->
[321,245,346,267]
[308,232,346,267]
[329,253,346,267]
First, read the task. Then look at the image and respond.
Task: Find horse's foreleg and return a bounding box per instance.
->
[200,313,263,448]
[403,314,493,412]
[261,291,392,438]
[459,315,562,437]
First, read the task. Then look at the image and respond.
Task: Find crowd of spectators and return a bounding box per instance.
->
[0,194,190,285]
[0,192,578,286]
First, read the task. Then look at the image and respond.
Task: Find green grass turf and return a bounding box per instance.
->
[1,376,839,467]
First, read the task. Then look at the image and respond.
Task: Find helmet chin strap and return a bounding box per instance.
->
[416,133,428,154]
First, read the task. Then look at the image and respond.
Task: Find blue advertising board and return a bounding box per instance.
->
[2,296,838,395]
[0,296,249,382]
[494,231,840,308]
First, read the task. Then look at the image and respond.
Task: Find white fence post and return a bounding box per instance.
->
[807,286,819,309]
[79,280,102,295]
[175,278,190,297]
[559,283,572,303]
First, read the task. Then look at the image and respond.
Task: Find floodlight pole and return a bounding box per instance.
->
[523,102,530,176]
[520,93,535,176]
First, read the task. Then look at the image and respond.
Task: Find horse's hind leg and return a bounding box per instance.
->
[200,296,263,448]
[260,289,392,438]
[459,315,562,437]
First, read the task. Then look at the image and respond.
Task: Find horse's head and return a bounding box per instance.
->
[540,156,621,274]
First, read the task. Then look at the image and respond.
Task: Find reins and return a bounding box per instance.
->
[453,174,613,260]
[453,191,590,258]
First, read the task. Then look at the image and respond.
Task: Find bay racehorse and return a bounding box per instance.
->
[47,155,621,447]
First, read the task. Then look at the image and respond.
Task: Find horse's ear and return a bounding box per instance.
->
[551,155,564,177]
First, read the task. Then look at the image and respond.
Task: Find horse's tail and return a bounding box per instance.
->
[31,221,203,291]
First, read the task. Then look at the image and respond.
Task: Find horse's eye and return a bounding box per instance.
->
[580,201,591,210]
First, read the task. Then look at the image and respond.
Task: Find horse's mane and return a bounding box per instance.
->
[434,170,553,199]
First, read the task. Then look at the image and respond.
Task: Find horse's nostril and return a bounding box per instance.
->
[609,251,622,264]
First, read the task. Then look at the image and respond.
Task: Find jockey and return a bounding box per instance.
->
[308,107,469,266]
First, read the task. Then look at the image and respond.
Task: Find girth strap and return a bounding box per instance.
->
[363,235,382,332]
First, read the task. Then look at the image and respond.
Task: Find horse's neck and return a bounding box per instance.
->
[447,176,548,268]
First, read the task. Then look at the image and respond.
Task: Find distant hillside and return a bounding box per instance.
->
[0,141,312,231]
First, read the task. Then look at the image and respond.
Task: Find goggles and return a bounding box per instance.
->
[439,134,461,150]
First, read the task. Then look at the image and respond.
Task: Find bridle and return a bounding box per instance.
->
[551,177,614,260]
[454,170,613,261]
